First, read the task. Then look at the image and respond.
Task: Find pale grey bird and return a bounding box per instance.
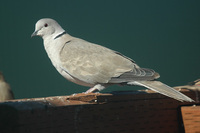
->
[31,18,194,102]
[0,72,14,101]
[174,79,200,92]
[188,79,200,86]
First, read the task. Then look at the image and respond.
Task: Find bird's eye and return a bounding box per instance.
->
[44,23,48,27]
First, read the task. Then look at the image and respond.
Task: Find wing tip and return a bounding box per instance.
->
[128,81,195,102]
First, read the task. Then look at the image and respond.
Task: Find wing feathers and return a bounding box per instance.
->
[109,68,159,83]
[128,81,194,102]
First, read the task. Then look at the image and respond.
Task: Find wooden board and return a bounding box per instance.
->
[0,89,198,133]
[181,106,200,133]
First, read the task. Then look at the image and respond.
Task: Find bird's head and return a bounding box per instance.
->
[31,18,65,39]
[0,72,5,81]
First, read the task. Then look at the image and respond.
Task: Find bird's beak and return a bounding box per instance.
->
[31,30,38,37]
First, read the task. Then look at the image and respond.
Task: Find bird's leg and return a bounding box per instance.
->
[85,84,106,93]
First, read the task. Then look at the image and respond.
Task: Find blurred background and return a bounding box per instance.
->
[0,0,199,99]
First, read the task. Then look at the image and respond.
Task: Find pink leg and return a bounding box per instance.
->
[85,84,106,93]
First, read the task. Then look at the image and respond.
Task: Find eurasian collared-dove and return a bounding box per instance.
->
[0,72,14,101]
[31,18,193,102]
[174,79,200,92]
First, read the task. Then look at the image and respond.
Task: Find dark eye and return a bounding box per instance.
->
[44,23,48,27]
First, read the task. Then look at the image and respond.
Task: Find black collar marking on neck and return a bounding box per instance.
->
[54,31,66,40]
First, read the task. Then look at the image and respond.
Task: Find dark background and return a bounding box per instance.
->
[0,1,199,99]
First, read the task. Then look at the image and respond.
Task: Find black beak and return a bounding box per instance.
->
[31,30,38,37]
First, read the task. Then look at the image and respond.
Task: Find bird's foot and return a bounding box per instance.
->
[72,93,77,96]
[85,84,106,94]
[85,87,99,94]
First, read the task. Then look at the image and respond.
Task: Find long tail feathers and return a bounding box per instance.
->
[128,81,194,102]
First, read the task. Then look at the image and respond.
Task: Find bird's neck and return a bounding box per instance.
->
[54,31,67,40]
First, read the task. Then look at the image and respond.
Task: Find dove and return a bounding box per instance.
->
[0,72,14,101]
[31,18,194,102]
[188,79,200,86]
[174,79,200,92]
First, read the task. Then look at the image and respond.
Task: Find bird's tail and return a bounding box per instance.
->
[128,80,194,102]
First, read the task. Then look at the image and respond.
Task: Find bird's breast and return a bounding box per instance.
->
[43,39,64,69]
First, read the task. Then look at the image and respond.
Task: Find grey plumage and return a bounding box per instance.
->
[128,81,193,102]
[31,18,194,102]
[109,68,159,83]
[0,72,14,101]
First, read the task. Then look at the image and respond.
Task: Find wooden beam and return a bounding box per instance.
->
[0,88,198,133]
